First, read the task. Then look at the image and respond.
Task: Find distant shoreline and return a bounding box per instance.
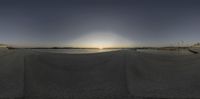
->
[7,46,190,50]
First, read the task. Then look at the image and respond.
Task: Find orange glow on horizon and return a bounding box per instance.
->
[98,46,104,49]
[68,32,135,48]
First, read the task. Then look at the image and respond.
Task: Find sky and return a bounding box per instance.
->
[0,0,200,48]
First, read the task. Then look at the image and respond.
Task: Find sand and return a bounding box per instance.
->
[1,48,200,99]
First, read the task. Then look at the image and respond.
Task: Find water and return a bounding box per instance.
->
[32,49,119,54]
[28,48,193,55]
[137,49,193,55]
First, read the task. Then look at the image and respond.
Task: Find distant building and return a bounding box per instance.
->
[193,43,200,47]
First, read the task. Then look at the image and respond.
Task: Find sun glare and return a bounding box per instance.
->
[69,32,135,48]
[98,46,104,50]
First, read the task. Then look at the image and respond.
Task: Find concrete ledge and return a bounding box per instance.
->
[188,47,200,54]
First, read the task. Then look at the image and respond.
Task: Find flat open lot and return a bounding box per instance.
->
[1,48,200,99]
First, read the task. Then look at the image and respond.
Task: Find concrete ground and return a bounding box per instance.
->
[1,48,200,99]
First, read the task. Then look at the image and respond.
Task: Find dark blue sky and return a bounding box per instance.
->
[0,0,200,47]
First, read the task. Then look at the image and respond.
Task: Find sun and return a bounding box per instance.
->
[69,32,135,48]
[98,46,104,50]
